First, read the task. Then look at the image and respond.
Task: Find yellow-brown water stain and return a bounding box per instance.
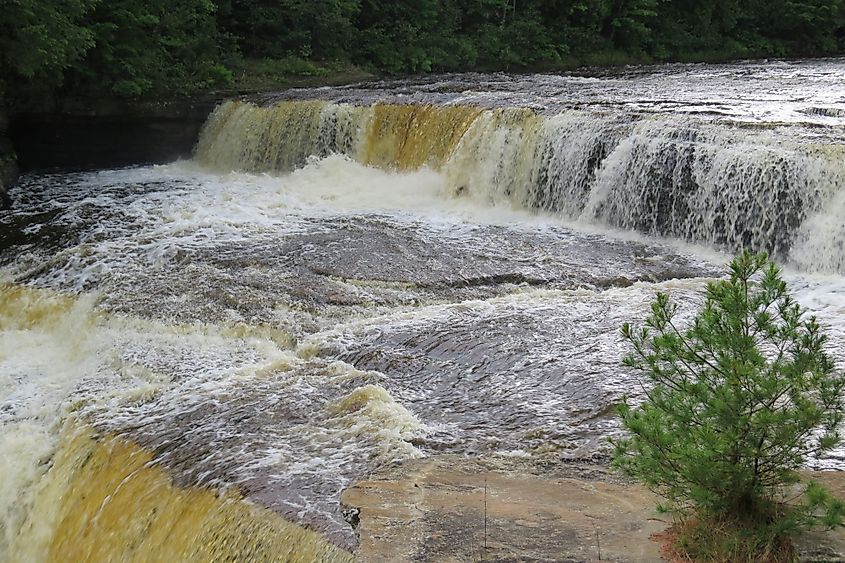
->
[362,104,482,171]
[15,423,352,563]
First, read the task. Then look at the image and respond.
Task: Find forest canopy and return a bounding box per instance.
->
[2,0,845,104]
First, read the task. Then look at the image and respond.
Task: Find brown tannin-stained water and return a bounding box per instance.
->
[2,59,845,560]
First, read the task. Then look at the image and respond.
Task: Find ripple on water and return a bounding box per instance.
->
[1,138,844,556]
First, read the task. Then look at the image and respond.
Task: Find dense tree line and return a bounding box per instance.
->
[2,0,845,105]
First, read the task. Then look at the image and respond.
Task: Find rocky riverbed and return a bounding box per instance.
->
[2,59,845,561]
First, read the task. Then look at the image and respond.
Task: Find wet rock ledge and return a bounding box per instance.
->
[341,456,845,562]
[9,95,223,173]
[0,109,17,199]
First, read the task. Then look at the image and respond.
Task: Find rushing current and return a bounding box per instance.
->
[2,58,845,560]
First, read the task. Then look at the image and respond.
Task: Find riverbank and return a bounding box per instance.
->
[0,108,16,201]
[342,455,845,562]
[10,96,219,173]
[4,64,376,181]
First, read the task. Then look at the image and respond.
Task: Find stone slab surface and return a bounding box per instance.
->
[341,457,845,562]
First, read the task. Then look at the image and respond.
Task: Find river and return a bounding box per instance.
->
[1,58,845,560]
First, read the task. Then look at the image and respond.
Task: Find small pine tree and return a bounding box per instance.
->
[613,251,845,559]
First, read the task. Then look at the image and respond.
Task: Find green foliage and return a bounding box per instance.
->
[0,0,98,101]
[252,58,329,78]
[218,0,361,61]
[613,251,845,556]
[66,0,233,97]
[2,0,845,105]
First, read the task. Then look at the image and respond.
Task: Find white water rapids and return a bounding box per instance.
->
[1,58,845,559]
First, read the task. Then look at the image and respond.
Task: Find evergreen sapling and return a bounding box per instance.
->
[613,251,845,559]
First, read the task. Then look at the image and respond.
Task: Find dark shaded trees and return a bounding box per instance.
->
[65,0,233,97]
[220,0,360,61]
[0,0,98,100]
[1,0,844,104]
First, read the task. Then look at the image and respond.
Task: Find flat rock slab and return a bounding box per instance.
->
[341,457,845,562]
[342,457,664,562]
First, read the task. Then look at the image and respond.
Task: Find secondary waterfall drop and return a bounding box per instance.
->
[12,423,351,562]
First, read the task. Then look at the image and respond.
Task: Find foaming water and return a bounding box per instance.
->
[0,159,723,556]
[0,279,429,551]
[12,423,352,562]
[0,287,100,555]
[3,59,845,560]
[195,97,845,269]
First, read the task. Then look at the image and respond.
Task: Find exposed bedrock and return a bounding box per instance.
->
[9,96,222,173]
[342,456,845,562]
[0,108,17,201]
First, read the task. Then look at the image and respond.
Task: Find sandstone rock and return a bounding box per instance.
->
[342,457,665,562]
[342,456,845,562]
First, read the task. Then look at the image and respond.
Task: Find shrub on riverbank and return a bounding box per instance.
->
[613,251,845,561]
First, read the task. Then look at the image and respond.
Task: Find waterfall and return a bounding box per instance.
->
[580,123,842,258]
[6,64,845,561]
[0,284,354,562]
[362,104,482,170]
[194,100,845,270]
[8,423,352,562]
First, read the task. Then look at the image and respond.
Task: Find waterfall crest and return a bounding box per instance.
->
[194,99,845,270]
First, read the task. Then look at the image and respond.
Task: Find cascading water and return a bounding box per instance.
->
[194,96,845,269]
[3,59,845,561]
